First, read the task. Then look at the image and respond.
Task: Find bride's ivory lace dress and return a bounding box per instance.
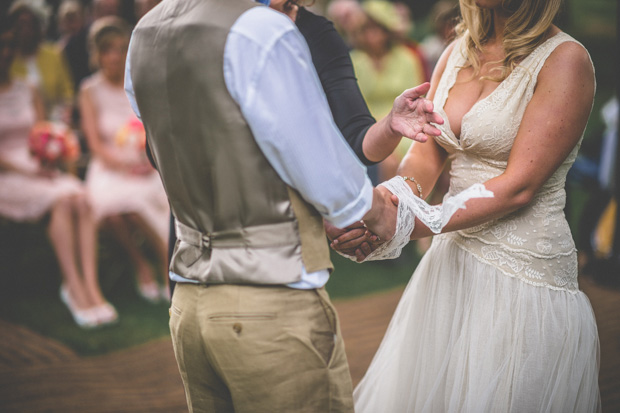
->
[353,32,601,412]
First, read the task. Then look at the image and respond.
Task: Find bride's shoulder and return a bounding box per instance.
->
[531,34,595,130]
[538,36,594,92]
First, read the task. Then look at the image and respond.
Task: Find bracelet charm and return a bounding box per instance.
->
[401,176,423,198]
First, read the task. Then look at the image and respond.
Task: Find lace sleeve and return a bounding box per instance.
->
[340,177,494,262]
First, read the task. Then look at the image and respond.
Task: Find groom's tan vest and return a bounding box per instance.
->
[129,0,333,284]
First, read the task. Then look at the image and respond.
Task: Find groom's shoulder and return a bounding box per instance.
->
[231,6,298,47]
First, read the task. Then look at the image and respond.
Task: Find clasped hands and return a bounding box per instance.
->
[327,83,443,262]
[326,186,398,262]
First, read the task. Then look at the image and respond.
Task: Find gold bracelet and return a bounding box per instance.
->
[401,176,423,198]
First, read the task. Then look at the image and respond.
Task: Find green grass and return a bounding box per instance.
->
[326,245,421,299]
[0,222,171,356]
[0,220,420,356]
[0,290,171,356]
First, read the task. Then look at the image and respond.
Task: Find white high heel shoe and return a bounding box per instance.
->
[94,302,118,326]
[60,286,99,329]
[138,282,161,304]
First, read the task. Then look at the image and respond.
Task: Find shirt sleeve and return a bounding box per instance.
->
[123,37,141,120]
[224,8,373,228]
[295,8,377,166]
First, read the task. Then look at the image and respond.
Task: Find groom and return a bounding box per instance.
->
[126,0,434,411]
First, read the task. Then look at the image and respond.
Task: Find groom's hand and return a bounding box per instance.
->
[326,220,374,257]
[327,187,397,261]
[389,82,444,143]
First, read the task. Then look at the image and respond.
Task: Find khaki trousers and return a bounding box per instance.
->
[169,283,354,413]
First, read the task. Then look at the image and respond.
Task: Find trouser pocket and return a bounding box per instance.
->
[311,288,339,366]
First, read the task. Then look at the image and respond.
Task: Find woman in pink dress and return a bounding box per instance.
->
[80,17,169,302]
[0,20,116,328]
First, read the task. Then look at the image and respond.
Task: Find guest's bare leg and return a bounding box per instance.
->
[74,194,106,306]
[48,196,92,310]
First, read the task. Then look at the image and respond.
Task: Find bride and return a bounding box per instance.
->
[334,0,601,411]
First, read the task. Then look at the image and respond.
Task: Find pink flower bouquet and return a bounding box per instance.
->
[115,117,146,150]
[28,121,80,170]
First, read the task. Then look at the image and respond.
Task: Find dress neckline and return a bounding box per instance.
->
[439,31,566,143]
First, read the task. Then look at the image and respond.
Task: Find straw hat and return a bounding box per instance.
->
[362,0,410,34]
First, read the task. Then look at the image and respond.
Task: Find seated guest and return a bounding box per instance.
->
[0,19,116,328]
[350,0,426,182]
[9,0,74,123]
[80,17,170,303]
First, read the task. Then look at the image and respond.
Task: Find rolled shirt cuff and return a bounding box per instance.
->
[323,177,373,229]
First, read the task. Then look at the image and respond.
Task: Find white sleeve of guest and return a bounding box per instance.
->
[224,7,373,229]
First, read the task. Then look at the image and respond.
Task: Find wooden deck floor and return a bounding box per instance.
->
[0,277,617,412]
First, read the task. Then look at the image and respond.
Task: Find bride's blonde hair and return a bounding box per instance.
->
[455,0,563,81]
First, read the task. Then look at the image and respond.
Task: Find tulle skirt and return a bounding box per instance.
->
[353,236,601,413]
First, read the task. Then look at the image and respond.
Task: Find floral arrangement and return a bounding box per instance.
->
[115,117,146,150]
[28,121,80,169]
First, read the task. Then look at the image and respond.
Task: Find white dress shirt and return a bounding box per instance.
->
[125,5,373,288]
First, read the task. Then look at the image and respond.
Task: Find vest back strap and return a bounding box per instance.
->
[175,220,300,249]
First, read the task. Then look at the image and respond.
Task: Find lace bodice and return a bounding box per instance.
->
[433,32,594,293]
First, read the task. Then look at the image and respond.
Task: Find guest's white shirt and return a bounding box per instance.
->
[125,5,373,288]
